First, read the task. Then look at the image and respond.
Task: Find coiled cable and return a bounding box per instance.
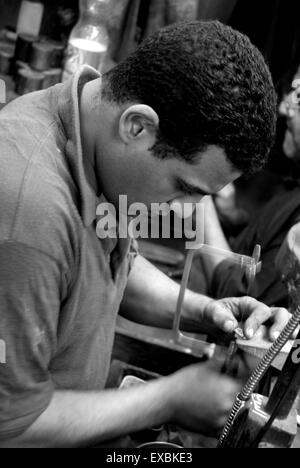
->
[218,304,300,448]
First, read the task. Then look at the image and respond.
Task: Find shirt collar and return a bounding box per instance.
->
[57,65,101,227]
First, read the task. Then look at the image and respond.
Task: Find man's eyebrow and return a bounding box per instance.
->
[176,178,212,196]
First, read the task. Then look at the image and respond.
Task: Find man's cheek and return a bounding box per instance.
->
[284,130,297,159]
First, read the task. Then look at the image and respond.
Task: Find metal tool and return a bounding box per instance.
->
[222,245,262,375]
[172,244,262,359]
[218,223,300,448]
[218,325,300,449]
[252,328,300,448]
[246,245,262,295]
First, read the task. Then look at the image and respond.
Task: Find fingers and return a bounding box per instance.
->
[268,308,292,341]
[203,301,239,335]
[241,300,291,341]
[240,297,274,339]
[203,297,292,342]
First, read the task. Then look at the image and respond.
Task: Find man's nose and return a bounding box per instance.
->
[279,98,288,117]
[173,194,204,206]
[170,195,203,219]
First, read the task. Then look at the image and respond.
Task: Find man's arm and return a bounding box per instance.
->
[121,197,232,330]
[0,366,239,448]
[0,380,171,448]
[121,255,291,342]
[120,254,211,332]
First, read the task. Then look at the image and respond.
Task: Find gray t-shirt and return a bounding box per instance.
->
[0,66,137,440]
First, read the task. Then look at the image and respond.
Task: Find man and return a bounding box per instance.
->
[203,71,300,308]
[0,21,290,448]
[280,71,300,162]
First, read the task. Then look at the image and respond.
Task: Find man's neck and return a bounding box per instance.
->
[80,82,97,165]
[79,81,100,194]
[79,79,122,199]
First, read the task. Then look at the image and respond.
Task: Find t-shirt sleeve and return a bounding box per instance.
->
[0,240,62,441]
[210,260,249,299]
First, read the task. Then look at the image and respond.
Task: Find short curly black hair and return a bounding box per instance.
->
[103,21,277,176]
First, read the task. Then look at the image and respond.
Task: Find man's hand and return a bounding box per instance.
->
[165,364,240,436]
[199,296,291,342]
[2,363,241,447]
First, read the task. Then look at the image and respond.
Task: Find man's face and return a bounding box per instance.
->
[99,141,241,213]
[279,79,300,162]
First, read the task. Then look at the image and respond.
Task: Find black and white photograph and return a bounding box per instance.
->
[0,0,300,452]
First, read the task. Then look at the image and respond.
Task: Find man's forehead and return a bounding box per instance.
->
[189,145,241,192]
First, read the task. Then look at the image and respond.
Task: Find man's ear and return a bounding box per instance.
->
[118,105,159,144]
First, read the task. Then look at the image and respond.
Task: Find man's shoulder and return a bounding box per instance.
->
[1,169,81,269]
[0,94,82,265]
[0,86,62,155]
[1,86,57,123]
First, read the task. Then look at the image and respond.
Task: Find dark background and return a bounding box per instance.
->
[229,0,300,85]
[0,0,299,85]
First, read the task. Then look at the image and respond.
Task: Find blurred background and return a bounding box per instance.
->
[0,0,300,88]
